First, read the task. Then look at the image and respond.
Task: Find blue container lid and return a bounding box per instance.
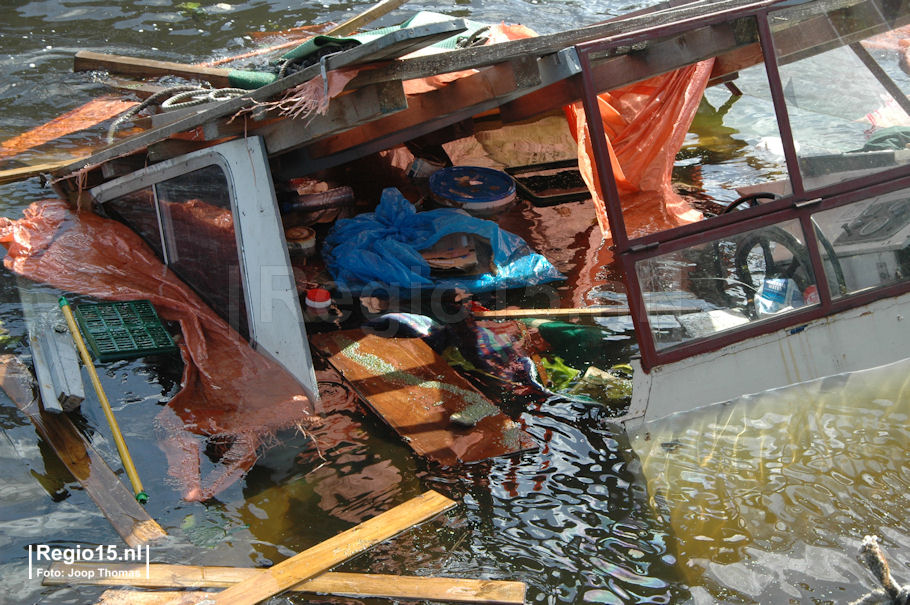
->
[429,166,516,205]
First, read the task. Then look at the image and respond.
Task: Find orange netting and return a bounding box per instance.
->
[0,199,318,501]
[565,60,713,239]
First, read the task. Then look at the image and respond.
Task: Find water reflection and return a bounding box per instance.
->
[631,359,910,603]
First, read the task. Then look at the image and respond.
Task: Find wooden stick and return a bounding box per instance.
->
[327,0,410,37]
[48,564,526,604]
[213,490,456,604]
[473,304,702,319]
[0,160,73,185]
[75,0,407,88]
[75,51,235,88]
[0,355,166,546]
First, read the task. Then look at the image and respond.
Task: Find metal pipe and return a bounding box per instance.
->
[58,297,148,504]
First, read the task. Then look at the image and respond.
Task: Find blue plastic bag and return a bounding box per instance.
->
[322,188,564,294]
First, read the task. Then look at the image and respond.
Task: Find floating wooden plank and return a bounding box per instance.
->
[212,490,457,605]
[47,564,526,604]
[96,591,210,605]
[0,160,74,185]
[201,80,408,155]
[310,331,536,465]
[0,355,166,547]
[54,20,467,178]
[328,0,411,37]
[75,51,238,88]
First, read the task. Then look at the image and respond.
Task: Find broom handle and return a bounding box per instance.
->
[59,297,148,504]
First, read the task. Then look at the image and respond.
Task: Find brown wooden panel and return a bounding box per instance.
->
[49,563,527,604]
[212,491,456,605]
[307,62,517,159]
[0,355,166,547]
[311,330,535,464]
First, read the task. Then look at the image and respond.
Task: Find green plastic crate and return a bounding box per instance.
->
[73,300,178,362]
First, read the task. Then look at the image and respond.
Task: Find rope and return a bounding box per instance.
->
[160,87,247,110]
[105,85,246,143]
[849,536,910,605]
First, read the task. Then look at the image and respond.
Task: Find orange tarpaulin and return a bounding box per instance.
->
[565,60,713,239]
[0,200,317,501]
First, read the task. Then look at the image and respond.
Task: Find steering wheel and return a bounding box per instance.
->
[723,192,780,213]
[734,225,813,298]
[733,225,847,317]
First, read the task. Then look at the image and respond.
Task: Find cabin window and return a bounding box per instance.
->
[634,218,819,349]
[104,187,163,257]
[812,188,910,295]
[769,1,910,190]
[90,137,318,403]
[155,165,249,339]
[681,41,793,205]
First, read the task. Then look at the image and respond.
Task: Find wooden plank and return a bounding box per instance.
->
[286,48,579,174]
[310,331,536,465]
[308,61,518,159]
[201,80,408,155]
[502,0,898,123]
[328,0,411,37]
[75,51,236,88]
[96,591,210,605]
[502,21,746,122]
[0,160,73,185]
[212,490,457,605]
[53,20,467,178]
[47,564,526,604]
[0,355,166,547]
[343,0,771,90]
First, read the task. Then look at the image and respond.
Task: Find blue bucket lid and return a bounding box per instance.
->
[429,166,516,204]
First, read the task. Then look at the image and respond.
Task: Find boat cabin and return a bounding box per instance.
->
[43,0,910,426]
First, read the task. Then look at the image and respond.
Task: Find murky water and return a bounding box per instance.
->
[1,2,908,604]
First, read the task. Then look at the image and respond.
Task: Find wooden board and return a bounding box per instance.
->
[0,355,166,547]
[0,160,73,185]
[201,80,408,155]
[53,20,467,177]
[212,490,456,605]
[327,0,411,37]
[75,51,236,88]
[47,564,526,604]
[279,49,579,176]
[343,0,767,90]
[310,331,536,465]
[96,591,211,605]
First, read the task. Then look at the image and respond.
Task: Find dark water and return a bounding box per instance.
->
[0,2,908,604]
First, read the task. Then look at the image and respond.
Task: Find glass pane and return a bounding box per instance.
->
[635,219,818,350]
[104,187,163,256]
[155,165,249,339]
[812,189,910,295]
[679,46,793,207]
[770,1,910,188]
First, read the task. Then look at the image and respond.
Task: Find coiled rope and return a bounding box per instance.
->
[849,536,910,605]
[106,85,247,143]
